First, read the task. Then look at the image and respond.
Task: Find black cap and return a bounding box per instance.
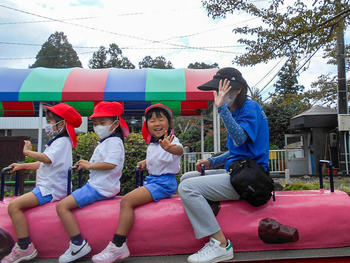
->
[197,67,248,91]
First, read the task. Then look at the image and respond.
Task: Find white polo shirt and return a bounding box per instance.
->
[146,136,183,175]
[87,136,125,197]
[36,136,72,201]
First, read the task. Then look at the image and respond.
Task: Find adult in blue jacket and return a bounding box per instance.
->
[178,67,269,263]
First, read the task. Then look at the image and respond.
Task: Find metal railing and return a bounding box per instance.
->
[181,150,286,174]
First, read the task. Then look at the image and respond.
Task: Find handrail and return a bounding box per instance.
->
[1,167,14,201]
[67,165,83,195]
[319,160,334,192]
[135,166,144,188]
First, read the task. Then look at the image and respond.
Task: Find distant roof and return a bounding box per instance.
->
[290,105,337,129]
[291,105,337,119]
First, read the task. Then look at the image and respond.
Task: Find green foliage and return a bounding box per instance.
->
[283,180,320,190]
[25,156,36,163]
[138,55,174,69]
[72,132,147,195]
[119,133,148,195]
[89,43,135,69]
[187,62,218,69]
[202,0,350,66]
[264,96,309,148]
[72,132,100,188]
[30,31,82,68]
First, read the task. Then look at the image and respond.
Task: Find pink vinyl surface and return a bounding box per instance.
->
[1,190,350,258]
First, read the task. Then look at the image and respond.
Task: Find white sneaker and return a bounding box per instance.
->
[92,241,130,263]
[59,240,91,263]
[187,237,234,263]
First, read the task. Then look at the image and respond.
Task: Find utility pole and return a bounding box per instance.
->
[337,0,348,173]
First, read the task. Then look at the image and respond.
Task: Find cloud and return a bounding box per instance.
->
[0,0,347,96]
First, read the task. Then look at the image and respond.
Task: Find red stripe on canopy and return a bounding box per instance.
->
[2,102,34,117]
[62,68,110,101]
[181,101,208,110]
[185,68,217,101]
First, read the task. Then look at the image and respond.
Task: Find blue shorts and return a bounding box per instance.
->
[72,183,111,208]
[32,187,53,206]
[144,174,178,202]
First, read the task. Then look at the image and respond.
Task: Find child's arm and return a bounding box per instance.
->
[75,159,116,171]
[9,161,41,172]
[23,140,52,164]
[159,132,184,156]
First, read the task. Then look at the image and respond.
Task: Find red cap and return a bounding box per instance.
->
[89,101,130,138]
[43,103,82,148]
[142,103,173,144]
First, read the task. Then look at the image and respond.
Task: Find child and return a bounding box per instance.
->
[92,103,183,263]
[1,103,82,263]
[56,101,129,263]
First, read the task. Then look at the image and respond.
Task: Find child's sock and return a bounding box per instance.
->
[113,234,126,247]
[71,234,84,246]
[18,237,31,250]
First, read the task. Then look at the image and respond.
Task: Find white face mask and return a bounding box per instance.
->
[224,95,234,107]
[93,121,116,139]
[45,120,64,137]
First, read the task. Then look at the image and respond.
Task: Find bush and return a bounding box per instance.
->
[119,133,148,195]
[72,132,147,195]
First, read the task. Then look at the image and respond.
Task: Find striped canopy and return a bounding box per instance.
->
[0,67,217,117]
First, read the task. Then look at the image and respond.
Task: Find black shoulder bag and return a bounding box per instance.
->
[229,159,275,207]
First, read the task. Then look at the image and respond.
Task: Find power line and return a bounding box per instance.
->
[0,3,242,55]
[262,47,322,103]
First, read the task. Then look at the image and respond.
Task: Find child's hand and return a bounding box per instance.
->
[75,159,92,170]
[23,140,32,155]
[137,160,146,170]
[9,163,22,173]
[159,131,176,152]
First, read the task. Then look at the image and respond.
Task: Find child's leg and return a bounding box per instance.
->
[56,195,80,237]
[116,186,153,236]
[7,192,39,239]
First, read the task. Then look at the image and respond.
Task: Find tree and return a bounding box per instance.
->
[138,56,173,69]
[89,44,135,69]
[272,56,305,100]
[264,94,310,148]
[187,62,218,69]
[202,0,350,66]
[30,31,81,68]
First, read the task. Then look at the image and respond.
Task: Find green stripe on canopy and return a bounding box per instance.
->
[153,101,181,116]
[145,68,185,101]
[0,103,3,116]
[19,68,72,101]
[65,101,94,116]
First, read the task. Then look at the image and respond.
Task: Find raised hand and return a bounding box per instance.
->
[23,140,32,154]
[159,130,175,152]
[214,79,232,107]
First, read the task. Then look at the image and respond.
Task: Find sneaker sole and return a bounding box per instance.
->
[92,250,130,263]
[12,249,38,263]
[208,254,234,263]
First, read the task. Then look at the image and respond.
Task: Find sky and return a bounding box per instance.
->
[0,0,349,101]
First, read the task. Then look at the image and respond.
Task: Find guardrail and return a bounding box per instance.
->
[181,150,286,174]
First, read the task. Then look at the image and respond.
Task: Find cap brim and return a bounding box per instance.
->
[197,79,243,91]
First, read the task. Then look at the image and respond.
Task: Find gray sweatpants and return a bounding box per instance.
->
[178,169,240,239]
